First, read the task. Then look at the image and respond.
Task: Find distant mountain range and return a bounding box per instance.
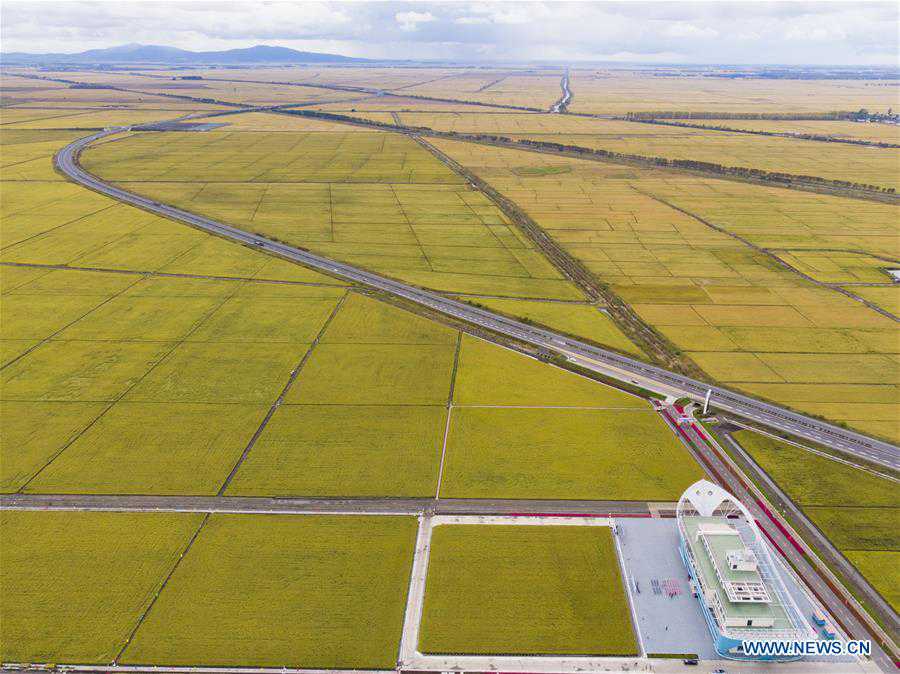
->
[0,44,366,65]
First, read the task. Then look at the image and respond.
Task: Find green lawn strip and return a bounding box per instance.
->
[419,524,637,655]
[121,514,417,668]
[25,402,269,496]
[441,407,704,500]
[226,404,446,497]
[0,510,203,664]
[453,334,645,407]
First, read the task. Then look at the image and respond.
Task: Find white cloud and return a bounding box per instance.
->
[395,10,435,32]
[0,1,896,65]
[663,22,719,39]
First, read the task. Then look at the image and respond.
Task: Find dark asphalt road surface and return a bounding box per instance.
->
[0,493,652,516]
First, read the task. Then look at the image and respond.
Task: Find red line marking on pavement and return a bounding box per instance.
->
[507,512,600,518]
[755,498,806,556]
[756,519,788,558]
[690,422,709,441]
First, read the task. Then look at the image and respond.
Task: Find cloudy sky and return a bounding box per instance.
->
[2,1,898,65]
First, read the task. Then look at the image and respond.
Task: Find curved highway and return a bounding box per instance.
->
[56,128,900,470]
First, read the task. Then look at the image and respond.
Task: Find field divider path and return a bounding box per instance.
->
[0,260,348,288]
[618,116,900,149]
[113,513,212,663]
[16,275,252,492]
[632,187,899,323]
[0,493,655,516]
[410,133,694,373]
[273,106,899,203]
[1,271,147,373]
[0,202,120,252]
[53,127,899,470]
[215,290,349,495]
[434,332,462,499]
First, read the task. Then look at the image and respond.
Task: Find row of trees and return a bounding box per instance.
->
[284,109,897,197]
[507,137,897,194]
[619,118,899,149]
[622,111,859,121]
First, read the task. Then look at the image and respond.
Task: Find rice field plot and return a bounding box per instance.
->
[226,295,453,497]
[0,107,185,130]
[81,128,584,299]
[31,70,364,107]
[0,189,338,284]
[0,128,92,181]
[399,71,565,109]
[25,403,268,496]
[428,138,900,442]
[440,406,704,501]
[321,292,457,345]
[225,404,447,497]
[513,130,900,191]
[1,82,190,108]
[139,66,448,91]
[674,119,900,145]
[470,297,642,355]
[445,336,701,502]
[804,507,900,552]
[1,339,174,402]
[419,524,637,655]
[284,342,455,405]
[453,334,644,407]
[0,268,344,495]
[0,401,107,492]
[395,112,633,135]
[639,179,899,260]
[843,551,900,613]
[82,131,461,183]
[213,110,375,132]
[566,71,899,115]
[772,250,896,284]
[732,430,899,508]
[850,286,900,316]
[732,429,900,611]
[1,510,202,664]
[312,96,523,113]
[120,514,417,668]
[122,341,310,404]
